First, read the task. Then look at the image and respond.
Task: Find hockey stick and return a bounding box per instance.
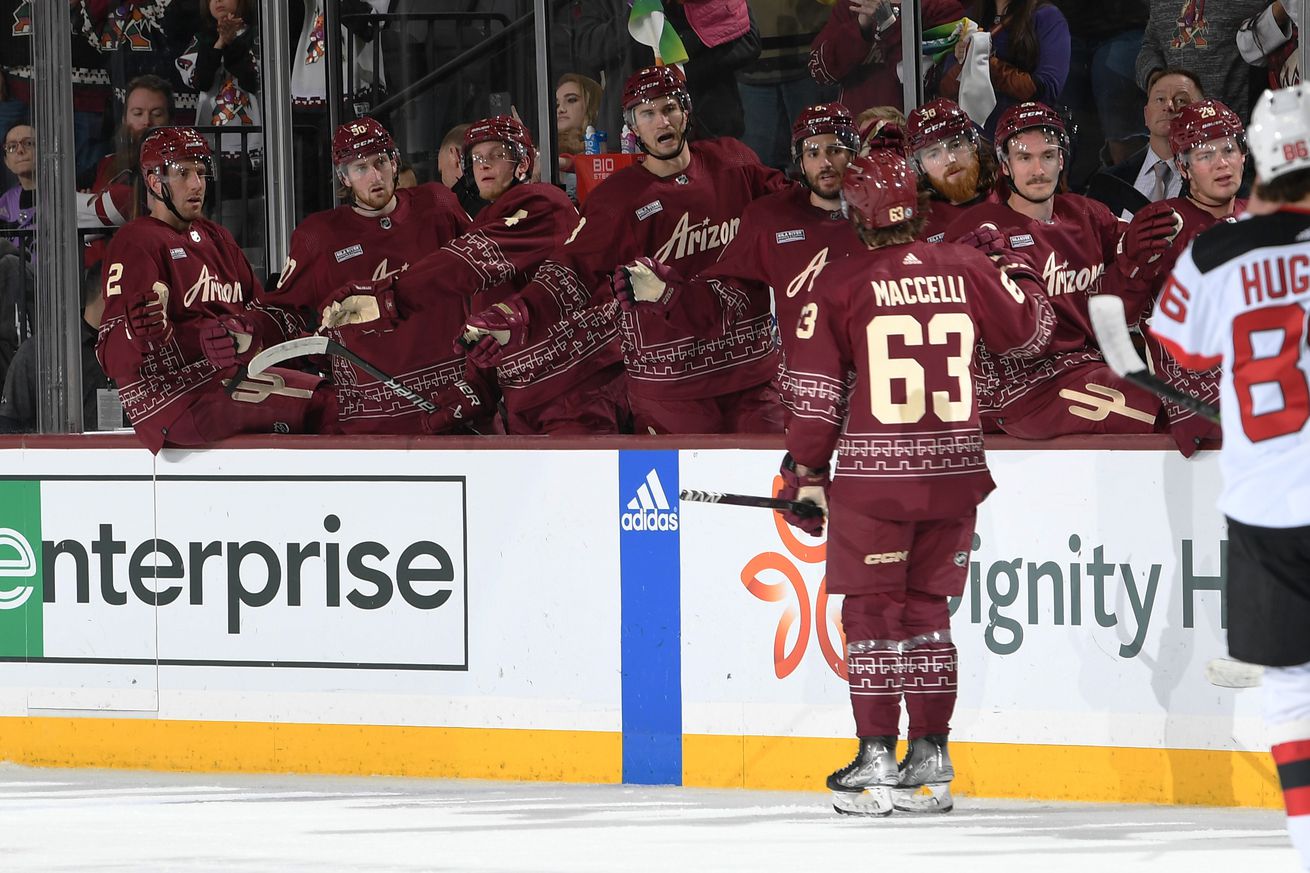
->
[247,336,437,414]
[1087,295,1220,424]
[1205,658,1264,689]
[679,489,825,519]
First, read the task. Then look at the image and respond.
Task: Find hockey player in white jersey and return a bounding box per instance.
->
[1150,83,1310,870]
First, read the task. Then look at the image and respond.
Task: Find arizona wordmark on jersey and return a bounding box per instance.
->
[1150,209,1310,528]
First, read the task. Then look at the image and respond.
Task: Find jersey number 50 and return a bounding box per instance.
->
[1233,303,1310,442]
[867,312,975,425]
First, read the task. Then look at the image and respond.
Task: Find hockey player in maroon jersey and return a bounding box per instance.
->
[462,65,789,434]
[270,117,470,434]
[323,116,597,435]
[96,128,333,452]
[779,150,1053,817]
[1112,99,1247,455]
[905,98,997,244]
[608,103,865,417]
[945,101,1167,438]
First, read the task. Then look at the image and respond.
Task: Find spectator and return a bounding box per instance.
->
[1053,0,1149,188]
[0,235,30,390]
[89,75,174,197]
[665,0,762,141]
[177,0,264,267]
[1135,0,1269,123]
[1085,67,1203,219]
[102,0,202,124]
[0,124,35,259]
[736,0,837,169]
[437,122,485,218]
[556,72,602,158]
[553,0,641,138]
[809,0,966,118]
[937,0,1071,138]
[396,159,417,189]
[288,0,390,220]
[1237,1,1302,90]
[0,264,116,434]
[0,1,111,186]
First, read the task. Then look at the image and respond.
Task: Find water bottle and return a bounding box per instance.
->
[584,126,607,154]
[621,124,638,154]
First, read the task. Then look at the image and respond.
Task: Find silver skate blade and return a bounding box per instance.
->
[892,783,954,814]
[1205,658,1264,688]
[832,786,894,817]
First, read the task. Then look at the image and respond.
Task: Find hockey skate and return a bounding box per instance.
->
[892,734,955,813]
[827,736,899,817]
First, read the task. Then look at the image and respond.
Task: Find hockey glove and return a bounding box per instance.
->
[198,315,255,368]
[320,278,400,331]
[462,298,530,367]
[953,225,1007,258]
[1119,201,1184,278]
[779,452,830,538]
[611,257,682,313]
[421,379,490,434]
[125,282,173,349]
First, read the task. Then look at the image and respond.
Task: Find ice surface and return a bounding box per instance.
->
[0,764,1294,872]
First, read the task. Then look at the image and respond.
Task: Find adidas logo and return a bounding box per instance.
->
[902,252,922,265]
[621,469,679,532]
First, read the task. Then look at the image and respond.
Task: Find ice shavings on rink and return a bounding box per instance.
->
[0,765,1296,873]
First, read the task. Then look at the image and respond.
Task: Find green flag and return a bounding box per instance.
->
[628,0,689,66]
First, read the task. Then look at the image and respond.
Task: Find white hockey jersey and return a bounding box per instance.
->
[1150,208,1310,527]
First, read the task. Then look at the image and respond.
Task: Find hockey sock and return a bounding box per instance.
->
[1264,662,1310,869]
[902,630,958,739]
[847,639,904,737]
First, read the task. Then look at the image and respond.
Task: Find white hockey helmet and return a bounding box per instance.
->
[1246,84,1310,183]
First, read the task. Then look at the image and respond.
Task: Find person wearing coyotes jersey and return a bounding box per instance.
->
[945,101,1166,438]
[271,117,470,434]
[464,65,789,434]
[1114,99,1248,455]
[779,150,1052,817]
[97,127,333,453]
[1150,84,1310,869]
[906,98,997,244]
[610,103,865,420]
[324,117,595,435]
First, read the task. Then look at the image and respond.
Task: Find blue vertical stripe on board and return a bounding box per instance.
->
[618,450,682,785]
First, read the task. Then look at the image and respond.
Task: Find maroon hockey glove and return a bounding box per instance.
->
[125,285,173,349]
[421,379,490,434]
[1120,201,1184,278]
[611,257,682,313]
[953,225,1007,257]
[462,298,530,367]
[779,452,830,538]
[198,315,256,368]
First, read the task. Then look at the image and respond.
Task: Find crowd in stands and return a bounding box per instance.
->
[0,0,1302,446]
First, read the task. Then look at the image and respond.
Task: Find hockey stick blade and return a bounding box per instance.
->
[679,489,824,519]
[1205,658,1264,689]
[1087,295,1221,424]
[248,336,437,414]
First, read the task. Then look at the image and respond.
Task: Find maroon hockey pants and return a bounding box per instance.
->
[160,368,335,446]
[629,382,784,435]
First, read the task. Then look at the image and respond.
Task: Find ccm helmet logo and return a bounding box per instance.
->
[622,469,679,532]
[0,527,37,610]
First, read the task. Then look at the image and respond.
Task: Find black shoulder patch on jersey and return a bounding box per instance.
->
[1192,212,1310,274]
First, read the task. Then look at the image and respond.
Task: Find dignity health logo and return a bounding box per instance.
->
[622,468,679,532]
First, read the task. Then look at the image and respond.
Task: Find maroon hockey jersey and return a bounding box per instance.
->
[919,196,980,244]
[517,137,788,402]
[944,192,1127,411]
[271,183,469,433]
[669,183,863,397]
[1114,197,1244,443]
[787,239,1053,521]
[97,216,297,452]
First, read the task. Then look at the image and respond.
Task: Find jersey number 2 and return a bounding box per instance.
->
[1233,304,1310,442]
[867,313,975,425]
